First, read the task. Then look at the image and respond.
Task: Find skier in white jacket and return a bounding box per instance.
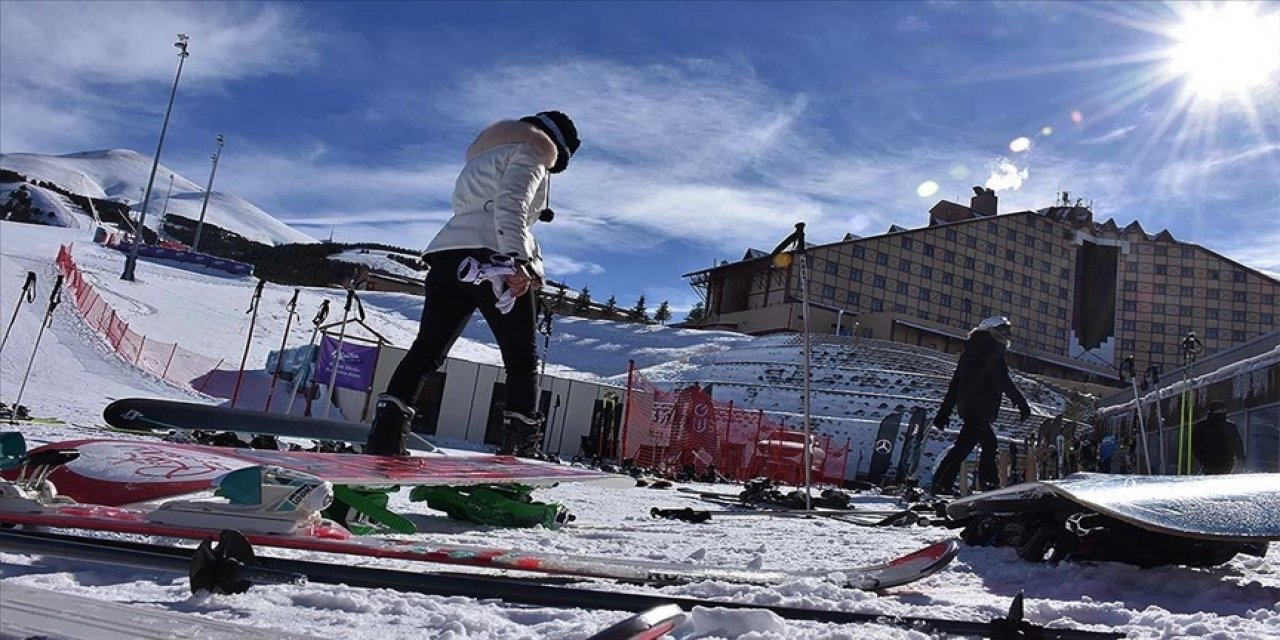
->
[366,111,580,457]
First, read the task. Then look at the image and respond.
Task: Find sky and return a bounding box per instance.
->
[2,1,1278,314]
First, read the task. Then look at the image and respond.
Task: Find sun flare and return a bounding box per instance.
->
[1166,2,1280,100]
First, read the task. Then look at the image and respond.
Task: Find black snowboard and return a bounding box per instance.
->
[866,411,903,484]
[894,407,929,483]
[103,398,435,451]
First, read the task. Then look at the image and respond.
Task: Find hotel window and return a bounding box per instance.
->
[1233,310,1247,322]
[1233,330,1247,341]
[1207,308,1219,320]
[940,294,952,307]
[1155,264,1167,275]
[1041,281,1051,294]
[853,246,866,258]
[846,292,861,306]
[1155,284,1167,295]
[899,258,912,272]
[1122,339,1136,350]
[850,268,863,282]
[1153,322,1166,334]
[1181,267,1194,277]
[1004,248,1016,260]
[1181,247,1195,258]
[1234,271,1247,283]
[1026,237,1036,248]
[962,278,974,291]
[1039,301,1051,313]
[1207,289,1220,299]
[1154,304,1167,314]
[921,266,934,280]
[901,237,914,250]
[822,285,836,298]
[1208,269,1220,280]
[987,242,998,255]
[1234,291,1248,302]
[1180,286,1193,296]
[1126,262,1138,272]
[1058,287,1068,299]
[944,249,956,263]
[961,298,973,312]
[1022,275,1034,287]
[941,272,954,285]
[1206,328,1219,339]
[983,284,995,296]
[1004,269,1014,282]
[964,257,976,269]
[945,229,958,241]
[922,243,935,257]
[897,281,910,295]
[895,304,908,313]
[1180,305,1192,317]
[1002,290,1014,302]
[1122,320,1136,331]
[871,298,884,311]
[988,221,998,233]
[825,260,839,275]
[1020,295,1032,307]
[967,236,978,248]
[1122,300,1137,311]
[985,263,996,275]
[876,252,888,266]
[1037,322,1048,334]
[1153,343,1165,354]
[1155,246,1168,256]
[1060,267,1070,279]
[1007,230,1018,242]
[873,275,887,288]
[1263,294,1275,305]
[918,289,931,301]
[1263,314,1275,325]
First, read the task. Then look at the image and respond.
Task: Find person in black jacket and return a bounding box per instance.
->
[1192,400,1245,474]
[930,316,1031,494]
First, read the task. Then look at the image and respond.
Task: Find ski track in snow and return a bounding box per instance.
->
[2,220,1279,639]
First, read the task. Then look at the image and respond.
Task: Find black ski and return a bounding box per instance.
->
[1,528,1121,639]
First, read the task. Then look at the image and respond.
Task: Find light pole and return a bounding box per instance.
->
[122,34,190,281]
[191,133,225,253]
[160,173,175,219]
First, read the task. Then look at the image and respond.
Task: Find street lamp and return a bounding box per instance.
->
[122,34,190,281]
[160,173,175,219]
[191,133,225,253]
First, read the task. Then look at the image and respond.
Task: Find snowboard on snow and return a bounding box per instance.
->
[5,437,634,506]
[946,472,1280,542]
[103,397,435,451]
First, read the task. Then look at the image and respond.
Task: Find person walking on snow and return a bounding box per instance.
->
[1192,400,1245,474]
[365,111,581,458]
[930,316,1031,494]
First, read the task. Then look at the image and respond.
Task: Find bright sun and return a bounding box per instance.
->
[1166,2,1280,100]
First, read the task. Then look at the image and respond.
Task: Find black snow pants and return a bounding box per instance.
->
[932,416,1000,493]
[383,249,538,417]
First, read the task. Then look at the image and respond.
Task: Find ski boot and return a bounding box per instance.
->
[364,394,415,456]
[411,483,573,529]
[498,410,553,460]
[322,484,415,534]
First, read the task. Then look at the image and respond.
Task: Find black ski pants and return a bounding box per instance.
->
[932,416,999,492]
[383,249,538,417]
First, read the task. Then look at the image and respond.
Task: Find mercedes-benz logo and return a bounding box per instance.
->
[875,439,892,454]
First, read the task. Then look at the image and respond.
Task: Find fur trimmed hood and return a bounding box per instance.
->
[466,120,558,169]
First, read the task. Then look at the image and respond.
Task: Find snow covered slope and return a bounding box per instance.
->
[1,149,313,246]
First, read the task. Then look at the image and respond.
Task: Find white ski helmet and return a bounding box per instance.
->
[974,315,1013,345]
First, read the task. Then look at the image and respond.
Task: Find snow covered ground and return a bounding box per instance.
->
[2,220,1278,639]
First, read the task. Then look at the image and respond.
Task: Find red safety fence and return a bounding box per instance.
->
[620,361,852,485]
[55,245,231,391]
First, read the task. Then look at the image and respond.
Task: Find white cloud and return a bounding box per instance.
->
[542,255,606,277]
[984,158,1029,192]
[1081,124,1139,145]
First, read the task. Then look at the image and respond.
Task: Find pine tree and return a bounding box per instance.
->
[604,295,618,317]
[630,295,649,323]
[552,284,568,311]
[654,300,672,325]
[685,301,706,324]
[573,285,592,313]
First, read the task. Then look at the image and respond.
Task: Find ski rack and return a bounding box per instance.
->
[0,528,1123,639]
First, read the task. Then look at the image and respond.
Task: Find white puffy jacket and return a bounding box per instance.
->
[425,120,557,278]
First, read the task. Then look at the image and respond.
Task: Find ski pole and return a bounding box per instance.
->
[537,300,553,448]
[0,271,37,357]
[286,299,330,416]
[1177,332,1203,474]
[1120,356,1152,475]
[12,275,62,416]
[263,288,300,412]
[322,288,357,419]
[229,279,266,408]
[769,222,813,509]
[1146,363,1167,474]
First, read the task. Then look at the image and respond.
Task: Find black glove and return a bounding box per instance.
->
[933,414,949,429]
[1019,405,1031,422]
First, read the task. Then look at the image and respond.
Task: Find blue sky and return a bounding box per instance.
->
[3,1,1278,313]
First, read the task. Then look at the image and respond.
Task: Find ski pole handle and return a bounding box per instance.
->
[650,507,711,523]
[45,274,64,325]
[343,288,355,313]
[313,299,330,327]
[286,288,300,315]
[22,271,36,302]
[247,279,265,313]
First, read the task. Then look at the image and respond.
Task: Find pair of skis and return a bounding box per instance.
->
[1,529,1119,639]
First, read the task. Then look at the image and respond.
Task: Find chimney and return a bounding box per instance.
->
[970,186,997,217]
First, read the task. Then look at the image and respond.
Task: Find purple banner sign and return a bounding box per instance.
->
[315,335,381,391]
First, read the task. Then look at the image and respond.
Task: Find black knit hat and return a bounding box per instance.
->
[520,110,580,173]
